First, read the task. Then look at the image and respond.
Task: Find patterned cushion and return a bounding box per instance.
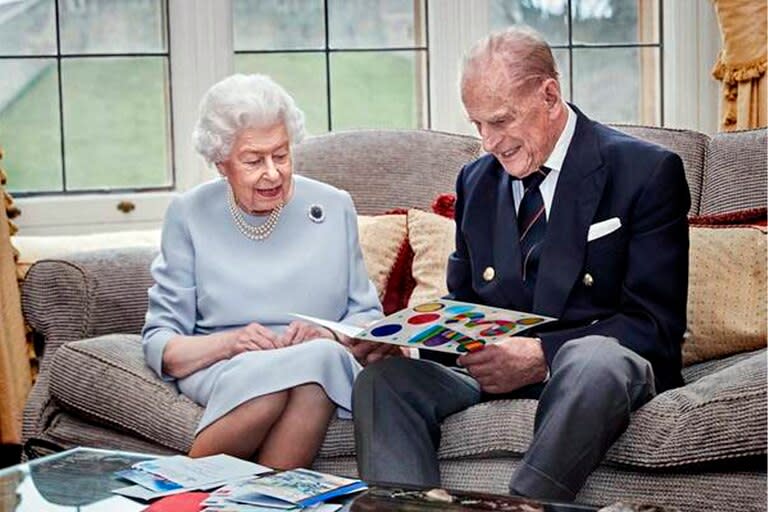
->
[357,214,408,303]
[684,223,767,364]
[700,128,767,215]
[406,209,455,307]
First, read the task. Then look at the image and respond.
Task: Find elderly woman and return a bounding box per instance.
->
[142,74,389,468]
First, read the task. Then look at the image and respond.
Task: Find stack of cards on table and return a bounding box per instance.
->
[201,468,365,510]
[113,454,270,500]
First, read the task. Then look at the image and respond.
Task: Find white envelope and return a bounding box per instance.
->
[587,217,622,242]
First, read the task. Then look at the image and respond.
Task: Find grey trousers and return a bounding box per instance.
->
[352,335,656,502]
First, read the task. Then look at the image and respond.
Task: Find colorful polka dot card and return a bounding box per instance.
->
[295,300,556,354]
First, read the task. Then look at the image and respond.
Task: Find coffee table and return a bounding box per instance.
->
[0,446,155,511]
[346,485,601,511]
[0,448,668,511]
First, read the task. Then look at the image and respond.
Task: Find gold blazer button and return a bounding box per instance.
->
[582,273,594,287]
[483,266,495,281]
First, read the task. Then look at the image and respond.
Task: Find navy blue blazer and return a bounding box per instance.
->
[446,106,690,393]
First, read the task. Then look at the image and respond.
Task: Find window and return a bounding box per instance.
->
[232,0,429,134]
[0,0,172,197]
[6,0,716,235]
[490,0,662,125]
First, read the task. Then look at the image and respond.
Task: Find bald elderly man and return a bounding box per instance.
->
[353,26,689,501]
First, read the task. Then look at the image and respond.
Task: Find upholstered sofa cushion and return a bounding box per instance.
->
[294,130,482,215]
[51,334,763,469]
[406,209,455,306]
[317,350,767,467]
[49,335,200,453]
[357,214,408,301]
[684,223,767,364]
[612,125,709,216]
[700,128,767,215]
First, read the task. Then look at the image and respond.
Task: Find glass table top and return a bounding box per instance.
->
[0,446,156,512]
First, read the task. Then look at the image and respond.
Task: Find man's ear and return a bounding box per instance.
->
[541,78,561,109]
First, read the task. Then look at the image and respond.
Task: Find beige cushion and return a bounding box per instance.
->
[684,225,767,365]
[405,209,455,307]
[357,214,408,300]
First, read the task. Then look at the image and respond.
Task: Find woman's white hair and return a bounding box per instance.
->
[192,74,306,165]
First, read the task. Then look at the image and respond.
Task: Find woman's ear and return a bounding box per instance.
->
[215,161,228,177]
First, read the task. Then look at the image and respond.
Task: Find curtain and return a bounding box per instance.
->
[0,151,31,445]
[712,0,768,131]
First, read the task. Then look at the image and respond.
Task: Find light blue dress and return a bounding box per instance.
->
[142,176,383,434]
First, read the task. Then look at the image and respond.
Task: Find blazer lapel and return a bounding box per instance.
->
[467,159,526,308]
[534,107,607,318]
[490,171,526,306]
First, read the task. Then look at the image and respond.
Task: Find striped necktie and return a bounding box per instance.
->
[517,166,551,306]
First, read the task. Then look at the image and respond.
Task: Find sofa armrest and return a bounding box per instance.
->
[21,246,157,354]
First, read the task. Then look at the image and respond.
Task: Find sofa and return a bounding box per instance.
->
[18,126,767,511]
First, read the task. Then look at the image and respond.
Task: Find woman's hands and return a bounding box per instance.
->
[227,321,338,357]
[280,321,336,346]
[227,322,282,355]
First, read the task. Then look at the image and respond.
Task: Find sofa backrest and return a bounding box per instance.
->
[293,129,483,215]
[295,126,719,217]
[611,125,710,216]
[700,128,767,215]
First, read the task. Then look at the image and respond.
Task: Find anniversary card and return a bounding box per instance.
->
[295,299,556,354]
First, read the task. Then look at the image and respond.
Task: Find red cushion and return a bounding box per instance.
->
[432,193,457,219]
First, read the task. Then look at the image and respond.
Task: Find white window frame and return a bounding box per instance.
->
[14,0,719,235]
[14,0,233,235]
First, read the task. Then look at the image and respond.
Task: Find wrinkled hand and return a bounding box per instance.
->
[279,321,336,346]
[227,322,281,355]
[457,337,548,394]
[346,339,408,366]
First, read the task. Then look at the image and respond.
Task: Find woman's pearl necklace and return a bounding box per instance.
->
[227,186,283,241]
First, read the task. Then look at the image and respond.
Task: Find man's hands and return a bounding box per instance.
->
[457,337,548,394]
[345,339,408,365]
[227,321,337,356]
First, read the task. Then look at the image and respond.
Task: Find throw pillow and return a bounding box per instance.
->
[406,209,455,307]
[357,214,409,310]
[684,217,767,365]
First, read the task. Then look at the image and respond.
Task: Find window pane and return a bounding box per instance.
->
[553,48,570,102]
[572,47,660,124]
[572,0,659,44]
[490,0,568,45]
[0,59,62,193]
[234,0,324,51]
[0,0,56,55]
[235,53,329,135]
[62,57,171,190]
[59,0,167,54]
[330,51,426,130]
[328,0,426,49]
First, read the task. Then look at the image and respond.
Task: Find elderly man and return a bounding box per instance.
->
[353,27,689,501]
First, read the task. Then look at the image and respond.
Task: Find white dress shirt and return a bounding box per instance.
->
[511,103,577,218]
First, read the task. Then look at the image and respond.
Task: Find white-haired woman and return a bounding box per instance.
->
[142,74,392,467]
